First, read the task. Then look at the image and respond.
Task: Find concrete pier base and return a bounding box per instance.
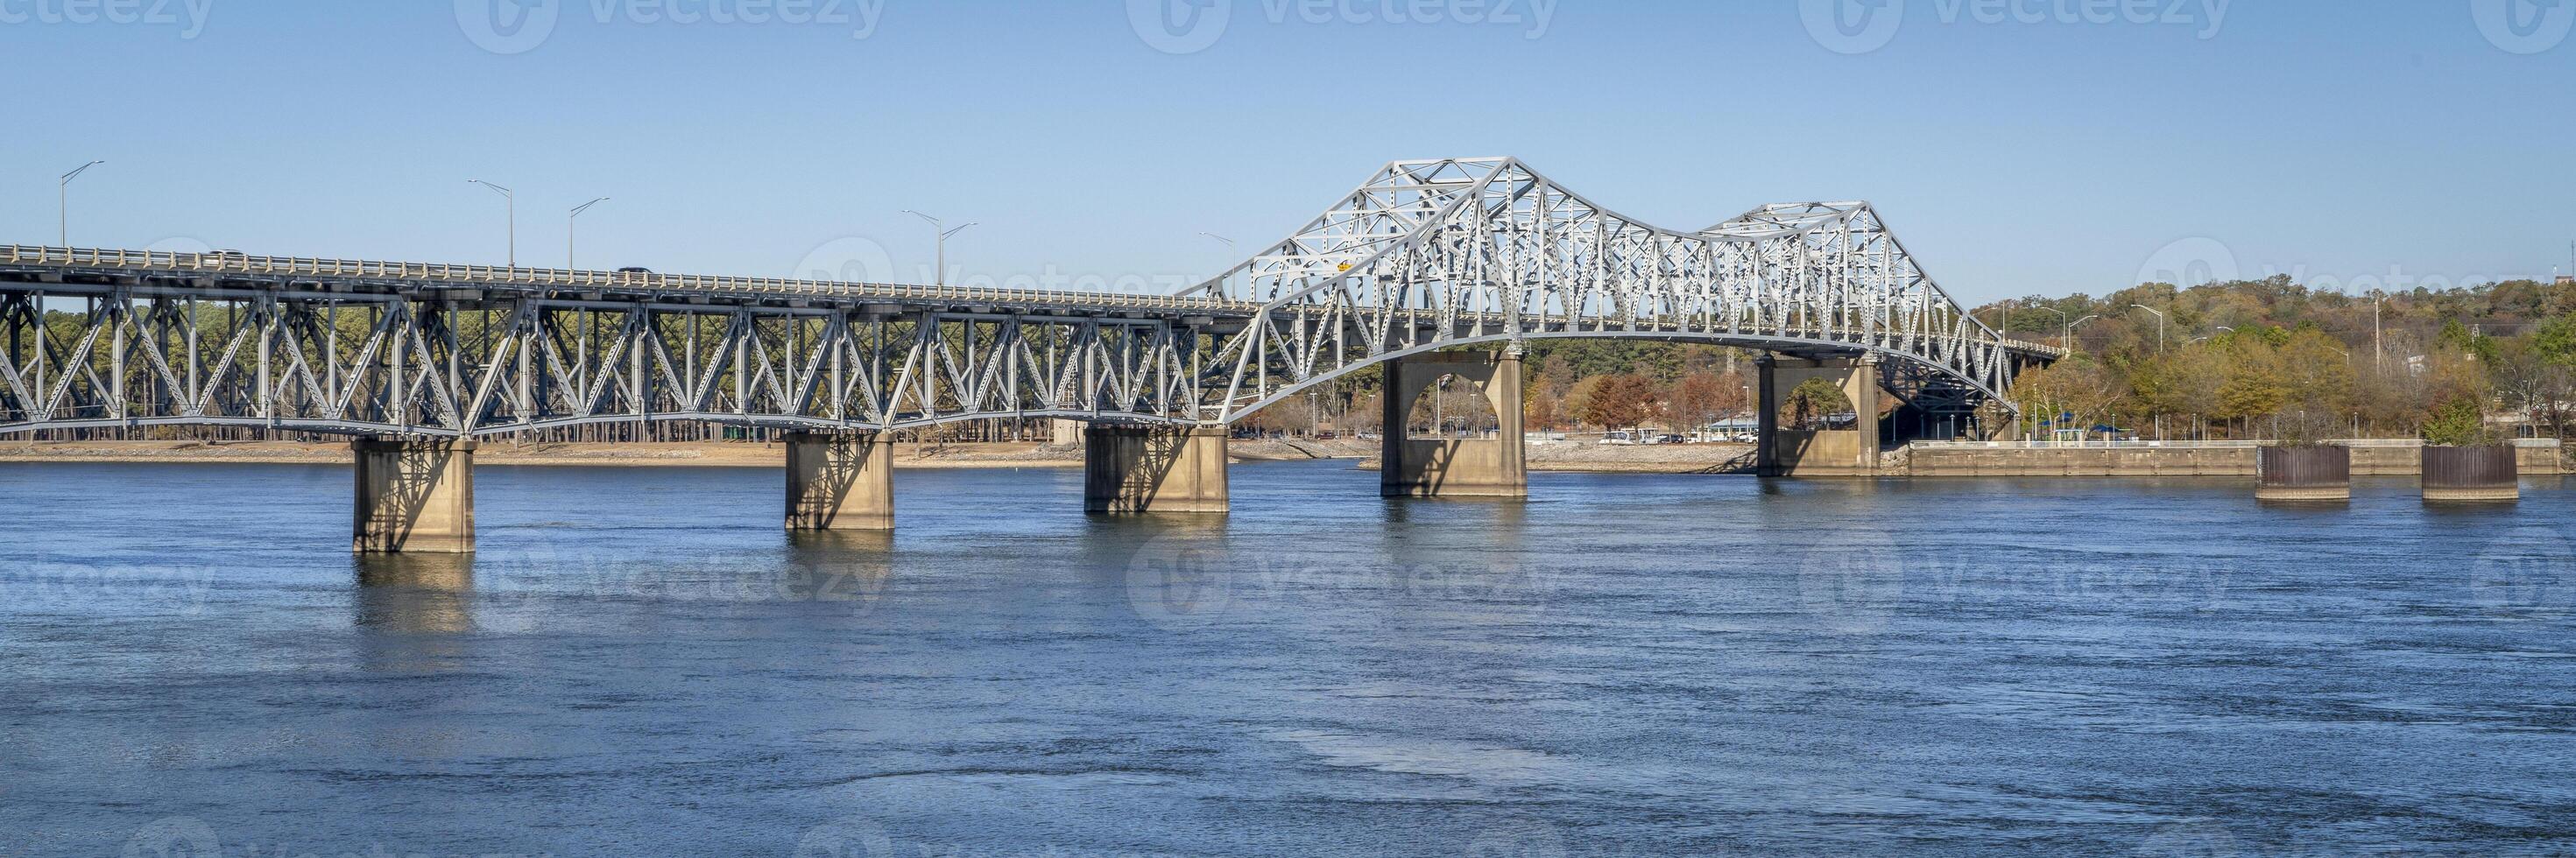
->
[1381,352,1527,498]
[1084,425,1230,514]
[785,432,896,531]
[1757,355,1881,478]
[2423,445,2522,503]
[2256,445,2352,502]
[352,438,476,554]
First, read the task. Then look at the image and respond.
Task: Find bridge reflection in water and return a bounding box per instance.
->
[0,158,2058,552]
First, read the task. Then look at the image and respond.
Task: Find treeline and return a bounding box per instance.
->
[1242,341,1768,435]
[1985,276,2576,442]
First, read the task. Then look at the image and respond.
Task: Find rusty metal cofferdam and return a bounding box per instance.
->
[0,158,2059,439]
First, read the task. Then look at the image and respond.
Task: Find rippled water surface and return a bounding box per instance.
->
[3,461,2573,856]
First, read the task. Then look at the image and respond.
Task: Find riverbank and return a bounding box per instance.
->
[1900,440,2567,477]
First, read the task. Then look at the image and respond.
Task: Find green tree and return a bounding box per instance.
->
[1782,377,1853,430]
[2421,396,2495,447]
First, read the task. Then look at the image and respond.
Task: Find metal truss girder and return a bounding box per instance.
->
[0,158,2055,438]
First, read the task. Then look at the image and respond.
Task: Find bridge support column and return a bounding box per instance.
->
[1050,419,1086,447]
[786,432,896,531]
[1757,355,1881,478]
[352,438,476,554]
[1381,352,1527,498]
[1084,425,1229,514]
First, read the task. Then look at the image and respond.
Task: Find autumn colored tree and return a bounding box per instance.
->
[2009,357,2121,434]
[1666,370,1744,434]
[1577,374,1661,431]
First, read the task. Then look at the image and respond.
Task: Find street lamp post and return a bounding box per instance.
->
[467,179,517,267]
[2028,306,2068,348]
[2371,294,2387,372]
[568,197,610,269]
[901,210,978,286]
[59,160,106,247]
[2068,314,2101,351]
[2130,305,2167,354]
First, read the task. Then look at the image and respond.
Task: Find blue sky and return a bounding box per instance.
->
[4,1,2572,302]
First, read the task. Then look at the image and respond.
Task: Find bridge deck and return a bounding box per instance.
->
[0,245,2060,359]
[0,245,1258,315]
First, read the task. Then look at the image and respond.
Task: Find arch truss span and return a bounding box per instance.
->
[1187,158,2060,425]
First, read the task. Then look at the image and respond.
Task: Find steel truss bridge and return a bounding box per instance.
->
[0,158,2057,440]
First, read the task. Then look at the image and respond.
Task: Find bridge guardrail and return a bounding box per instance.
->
[3,245,2063,361]
[1,244,1248,313]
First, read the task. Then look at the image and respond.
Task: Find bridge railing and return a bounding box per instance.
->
[0,245,1245,312]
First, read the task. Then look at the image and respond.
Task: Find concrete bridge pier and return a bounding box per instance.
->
[352,438,477,554]
[1756,355,1881,478]
[785,432,896,531]
[1381,352,1528,498]
[1084,425,1230,514]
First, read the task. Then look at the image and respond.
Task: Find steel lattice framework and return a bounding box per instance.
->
[0,158,2054,439]
[1191,158,2050,422]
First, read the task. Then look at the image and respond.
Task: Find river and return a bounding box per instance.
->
[2,461,2571,856]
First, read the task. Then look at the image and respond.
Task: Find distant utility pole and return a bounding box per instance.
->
[59,159,106,247]
[2372,294,2386,372]
[467,179,517,267]
[902,210,977,286]
[2028,306,2067,348]
[568,197,610,269]
[2130,304,2167,355]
